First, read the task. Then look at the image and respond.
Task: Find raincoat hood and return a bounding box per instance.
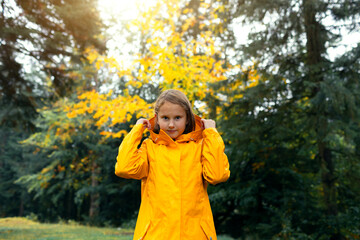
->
[148,115,204,145]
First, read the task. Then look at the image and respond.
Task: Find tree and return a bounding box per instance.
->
[0,0,106,218]
[14,44,141,224]
[66,0,243,137]
[0,0,105,129]
[57,0,262,230]
[17,98,139,225]
[216,0,360,238]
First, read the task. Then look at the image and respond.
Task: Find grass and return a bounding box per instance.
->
[0,217,133,240]
[0,217,234,240]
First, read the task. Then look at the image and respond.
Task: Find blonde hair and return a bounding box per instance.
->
[154,89,195,134]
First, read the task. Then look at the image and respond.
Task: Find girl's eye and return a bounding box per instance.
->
[162,116,168,120]
[175,116,181,120]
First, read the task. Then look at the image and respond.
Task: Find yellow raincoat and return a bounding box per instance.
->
[115,116,230,240]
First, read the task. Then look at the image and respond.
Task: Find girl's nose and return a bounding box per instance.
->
[169,120,174,128]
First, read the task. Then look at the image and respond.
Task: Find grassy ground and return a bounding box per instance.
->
[0,217,234,240]
[0,217,133,240]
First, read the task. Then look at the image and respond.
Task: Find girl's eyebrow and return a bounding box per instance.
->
[159,114,184,117]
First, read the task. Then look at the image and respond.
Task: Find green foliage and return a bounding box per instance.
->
[0,127,29,217]
[214,0,360,239]
[0,0,105,129]
[15,99,141,226]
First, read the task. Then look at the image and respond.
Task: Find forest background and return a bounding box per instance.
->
[1,0,360,239]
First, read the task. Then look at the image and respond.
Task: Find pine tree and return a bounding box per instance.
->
[216,0,360,238]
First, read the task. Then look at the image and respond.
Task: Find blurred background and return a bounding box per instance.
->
[1,0,360,239]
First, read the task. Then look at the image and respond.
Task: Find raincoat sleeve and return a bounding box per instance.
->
[115,124,149,180]
[201,128,230,185]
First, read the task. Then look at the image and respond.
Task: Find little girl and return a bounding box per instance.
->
[115,89,230,240]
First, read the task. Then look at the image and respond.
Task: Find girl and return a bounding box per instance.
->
[115,89,230,240]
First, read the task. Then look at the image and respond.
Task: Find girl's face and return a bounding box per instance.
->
[156,101,187,139]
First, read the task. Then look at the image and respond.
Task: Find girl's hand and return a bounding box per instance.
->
[201,119,216,129]
[136,118,151,130]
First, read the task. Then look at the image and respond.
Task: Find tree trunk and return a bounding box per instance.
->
[89,161,100,220]
[303,0,341,238]
[18,195,24,216]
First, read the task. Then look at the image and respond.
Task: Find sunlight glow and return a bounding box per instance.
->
[99,0,157,20]
[97,0,158,70]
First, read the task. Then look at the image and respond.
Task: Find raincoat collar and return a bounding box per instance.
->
[148,115,203,145]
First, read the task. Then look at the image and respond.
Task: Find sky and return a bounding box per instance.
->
[99,0,360,64]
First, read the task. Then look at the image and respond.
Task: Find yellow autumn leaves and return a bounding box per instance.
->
[64,0,260,139]
[66,90,153,138]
